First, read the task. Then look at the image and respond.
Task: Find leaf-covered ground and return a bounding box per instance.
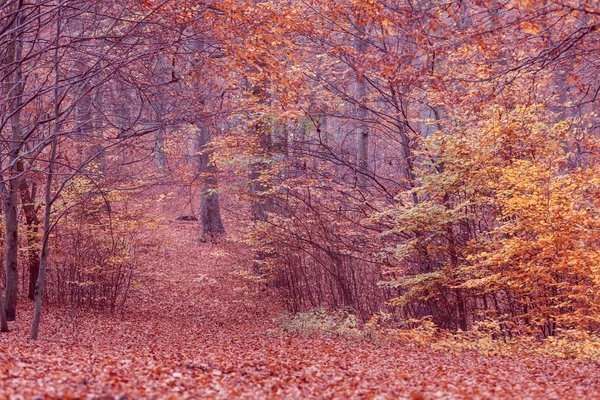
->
[1,221,599,399]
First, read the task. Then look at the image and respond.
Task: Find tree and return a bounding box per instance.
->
[196,120,225,239]
[1,0,25,321]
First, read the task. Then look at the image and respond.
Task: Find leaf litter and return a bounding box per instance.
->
[1,221,599,399]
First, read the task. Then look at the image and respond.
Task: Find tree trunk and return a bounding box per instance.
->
[4,173,19,321]
[4,5,24,321]
[153,110,168,174]
[196,121,225,240]
[152,56,171,175]
[92,80,106,167]
[17,172,40,300]
[30,136,57,340]
[0,283,7,332]
[76,81,93,158]
[354,32,369,189]
[249,112,274,272]
[249,118,274,224]
[31,1,60,340]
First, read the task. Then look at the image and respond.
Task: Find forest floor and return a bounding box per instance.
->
[1,219,600,399]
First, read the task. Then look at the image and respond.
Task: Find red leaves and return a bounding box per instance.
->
[0,221,599,398]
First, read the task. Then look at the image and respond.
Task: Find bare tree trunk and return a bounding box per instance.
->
[31,1,60,340]
[0,183,8,330]
[0,283,7,332]
[30,136,57,340]
[4,4,24,321]
[354,31,369,189]
[92,79,106,167]
[17,162,40,300]
[196,121,225,240]
[319,114,328,147]
[4,167,19,321]
[153,108,168,174]
[152,56,170,174]
[76,81,93,156]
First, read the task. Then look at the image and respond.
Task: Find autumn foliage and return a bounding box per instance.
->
[1,0,600,397]
[218,0,600,338]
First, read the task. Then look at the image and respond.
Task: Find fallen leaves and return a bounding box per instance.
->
[1,221,599,399]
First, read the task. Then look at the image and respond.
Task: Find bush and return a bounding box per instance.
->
[279,308,361,337]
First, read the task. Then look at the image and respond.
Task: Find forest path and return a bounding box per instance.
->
[1,220,600,399]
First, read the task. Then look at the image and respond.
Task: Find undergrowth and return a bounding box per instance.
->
[278,308,361,337]
[278,309,600,361]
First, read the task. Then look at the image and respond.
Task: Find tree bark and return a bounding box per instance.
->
[4,170,19,321]
[196,121,225,240]
[3,3,24,321]
[354,30,369,189]
[16,161,40,300]
[249,118,274,224]
[153,104,168,174]
[249,109,274,272]
[0,283,7,332]
[30,136,57,340]
[31,1,60,340]
[0,192,8,330]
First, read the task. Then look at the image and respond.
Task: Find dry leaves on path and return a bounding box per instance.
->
[1,221,599,399]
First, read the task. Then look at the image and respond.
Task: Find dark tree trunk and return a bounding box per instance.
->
[4,5,24,321]
[4,171,19,321]
[249,118,274,224]
[196,121,225,240]
[0,283,7,331]
[31,1,60,339]
[249,115,274,272]
[31,137,57,340]
[17,168,40,300]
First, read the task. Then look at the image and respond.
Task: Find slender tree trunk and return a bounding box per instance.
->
[354,32,369,189]
[22,197,40,300]
[0,283,7,332]
[4,172,19,321]
[30,136,57,340]
[152,56,171,174]
[249,118,273,224]
[196,121,225,240]
[76,82,93,157]
[249,109,274,272]
[31,2,60,340]
[0,174,7,330]
[16,161,40,300]
[4,5,24,322]
[153,113,168,174]
[92,78,106,167]
[0,188,8,330]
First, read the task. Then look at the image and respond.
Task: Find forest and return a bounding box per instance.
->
[1,0,600,398]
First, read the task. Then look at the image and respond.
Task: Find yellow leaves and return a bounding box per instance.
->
[520,21,542,35]
[459,273,504,290]
[515,0,537,10]
[405,98,600,331]
[473,153,600,324]
[381,18,393,35]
